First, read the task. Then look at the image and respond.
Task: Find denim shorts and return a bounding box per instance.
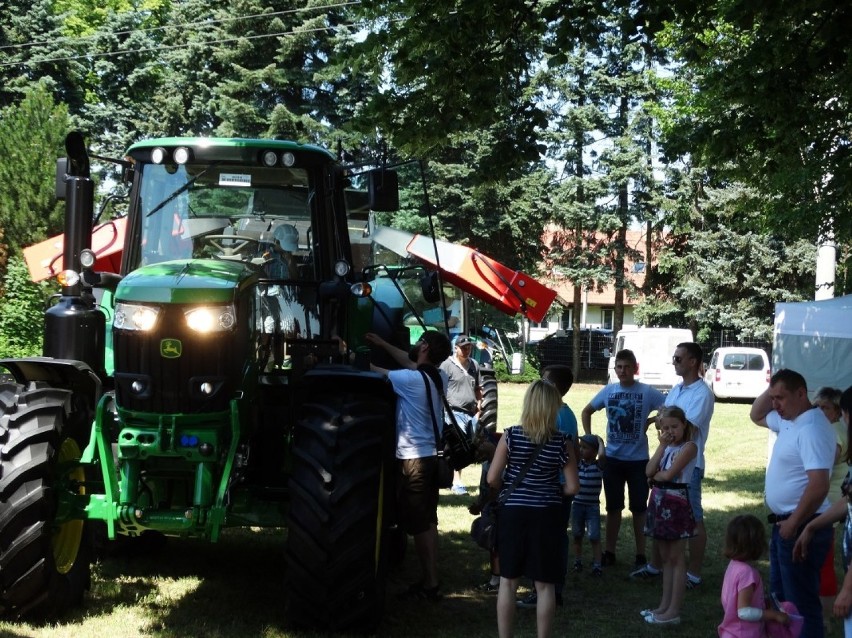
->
[688,466,704,521]
[451,410,478,440]
[571,502,601,542]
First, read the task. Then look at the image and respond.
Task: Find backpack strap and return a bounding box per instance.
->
[419,369,442,452]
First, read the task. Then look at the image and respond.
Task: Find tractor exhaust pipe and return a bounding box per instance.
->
[43,132,106,377]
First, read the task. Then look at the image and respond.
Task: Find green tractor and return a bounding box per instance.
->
[0,133,411,631]
[0,132,556,631]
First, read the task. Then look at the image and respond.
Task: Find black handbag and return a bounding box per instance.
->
[470,501,499,550]
[420,368,476,475]
[439,398,476,470]
[469,438,547,550]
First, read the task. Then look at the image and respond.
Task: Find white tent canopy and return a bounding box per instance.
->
[773,295,852,397]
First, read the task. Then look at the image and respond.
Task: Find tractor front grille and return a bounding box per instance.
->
[113,305,244,414]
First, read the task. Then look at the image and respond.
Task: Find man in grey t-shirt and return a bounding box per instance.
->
[440,335,482,495]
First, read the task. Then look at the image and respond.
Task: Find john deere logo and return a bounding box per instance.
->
[161,339,182,358]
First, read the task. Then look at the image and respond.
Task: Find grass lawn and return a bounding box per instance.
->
[0,383,817,638]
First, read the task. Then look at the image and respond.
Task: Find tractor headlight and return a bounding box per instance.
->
[184,305,236,333]
[114,302,160,331]
[350,282,372,297]
[80,249,96,269]
[150,147,167,164]
[57,269,81,287]
[173,146,191,165]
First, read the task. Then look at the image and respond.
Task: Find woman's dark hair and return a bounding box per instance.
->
[723,514,767,561]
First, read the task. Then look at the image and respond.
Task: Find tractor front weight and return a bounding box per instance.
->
[79,394,240,541]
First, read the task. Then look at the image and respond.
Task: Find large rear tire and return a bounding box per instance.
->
[478,368,498,434]
[0,383,91,618]
[285,389,394,632]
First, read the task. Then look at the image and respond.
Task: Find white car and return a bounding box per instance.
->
[704,347,770,400]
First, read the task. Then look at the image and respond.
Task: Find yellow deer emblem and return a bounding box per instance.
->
[160,339,182,358]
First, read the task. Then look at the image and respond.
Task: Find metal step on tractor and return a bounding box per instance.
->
[0,133,555,632]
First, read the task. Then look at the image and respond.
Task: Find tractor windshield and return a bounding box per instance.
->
[132,162,315,280]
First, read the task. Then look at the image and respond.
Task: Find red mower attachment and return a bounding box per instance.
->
[372,226,556,323]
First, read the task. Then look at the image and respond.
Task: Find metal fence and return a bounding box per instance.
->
[534,330,614,380]
[533,328,773,384]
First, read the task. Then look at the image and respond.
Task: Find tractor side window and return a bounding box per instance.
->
[137,164,193,266]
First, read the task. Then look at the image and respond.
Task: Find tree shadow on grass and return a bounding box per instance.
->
[82,527,505,638]
[86,529,291,637]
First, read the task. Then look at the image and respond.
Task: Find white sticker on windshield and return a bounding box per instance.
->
[219,173,252,186]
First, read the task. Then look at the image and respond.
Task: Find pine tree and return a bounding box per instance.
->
[0,86,69,257]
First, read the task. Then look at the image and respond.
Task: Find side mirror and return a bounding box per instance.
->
[420,271,441,303]
[367,168,399,212]
[55,158,68,200]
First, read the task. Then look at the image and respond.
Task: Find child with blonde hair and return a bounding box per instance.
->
[640,405,697,625]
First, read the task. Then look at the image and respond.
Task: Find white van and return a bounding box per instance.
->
[608,327,694,392]
[703,347,770,400]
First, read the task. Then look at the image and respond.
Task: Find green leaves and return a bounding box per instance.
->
[0,257,54,357]
[0,85,68,257]
[661,0,852,244]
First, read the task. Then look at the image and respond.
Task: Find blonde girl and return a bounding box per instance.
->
[640,405,698,625]
[487,380,580,638]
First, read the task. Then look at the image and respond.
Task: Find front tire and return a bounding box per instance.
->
[285,389,394,632]
[0,383,91,618]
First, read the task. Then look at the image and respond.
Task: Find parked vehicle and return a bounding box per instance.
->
[535,329,614,372]
[704,347,771,400]
[608,326,694,392]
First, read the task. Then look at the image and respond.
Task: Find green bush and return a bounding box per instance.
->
[494,350,540,383]
[0,257,52,358]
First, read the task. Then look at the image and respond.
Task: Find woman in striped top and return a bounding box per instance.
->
[487,380,580,638]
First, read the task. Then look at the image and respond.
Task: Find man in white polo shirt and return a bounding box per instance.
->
[751,368,836,638]
[631,342,714,588]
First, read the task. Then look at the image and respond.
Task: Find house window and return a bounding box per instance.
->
[601,308,614,330]
[561,310,572,330]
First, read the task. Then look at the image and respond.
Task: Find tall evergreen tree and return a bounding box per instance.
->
[636,169,817,341]
[0,85,69,258]
[542,0,667,335]
[351,0,548,168]
[0,0,87,111]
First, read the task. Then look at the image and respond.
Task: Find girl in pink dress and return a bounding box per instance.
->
[719,514,793,637]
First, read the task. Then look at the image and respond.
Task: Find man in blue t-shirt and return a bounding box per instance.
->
[581,349,666,571]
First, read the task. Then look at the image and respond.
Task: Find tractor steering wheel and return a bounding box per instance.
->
[199,234,262,260]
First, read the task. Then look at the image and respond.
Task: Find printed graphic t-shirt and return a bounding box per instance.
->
[589,382,666,461]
